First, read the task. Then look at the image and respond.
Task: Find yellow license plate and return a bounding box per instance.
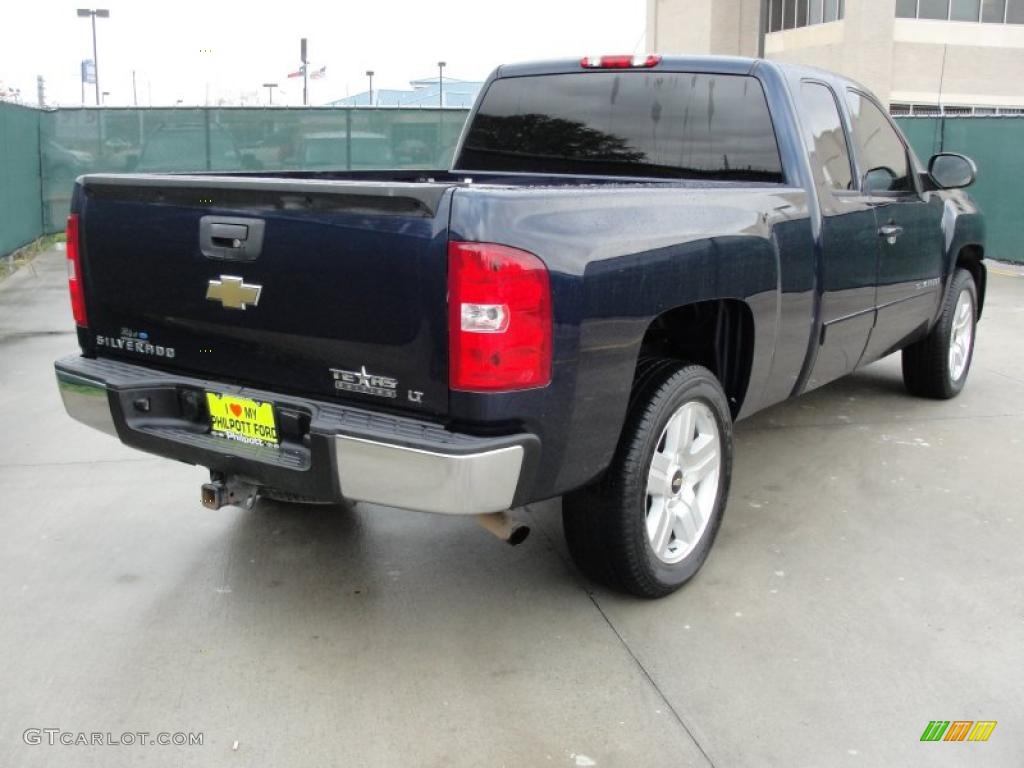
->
[206,392,279,446]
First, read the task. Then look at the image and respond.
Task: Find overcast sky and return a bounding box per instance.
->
[0,0,647,107]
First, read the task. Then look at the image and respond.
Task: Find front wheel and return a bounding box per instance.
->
[562,362,733,598]
[902,268,978,399]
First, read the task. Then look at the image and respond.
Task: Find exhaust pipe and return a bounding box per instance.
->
[475,511,530,546]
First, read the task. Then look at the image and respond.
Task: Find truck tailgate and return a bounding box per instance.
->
[76,174,453,417]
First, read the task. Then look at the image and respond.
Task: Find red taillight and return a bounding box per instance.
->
[65,214,87,327]
[448,241,552,392]
[580,54,661,69]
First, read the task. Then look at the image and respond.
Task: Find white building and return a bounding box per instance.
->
[647,0,1024,113]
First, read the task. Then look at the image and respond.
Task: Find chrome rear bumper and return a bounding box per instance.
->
[55,357,530,515]
[57,370,118,437]
[334,437,523,515]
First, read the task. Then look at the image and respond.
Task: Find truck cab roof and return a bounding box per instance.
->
[492,55,871,96]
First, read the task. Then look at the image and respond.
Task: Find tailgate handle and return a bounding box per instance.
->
[200,216,265,261]
[210,223,248,246]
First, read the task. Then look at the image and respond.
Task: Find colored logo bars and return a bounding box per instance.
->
[920,721,997,742]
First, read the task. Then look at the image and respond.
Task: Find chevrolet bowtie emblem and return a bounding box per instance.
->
[206,275,262,310]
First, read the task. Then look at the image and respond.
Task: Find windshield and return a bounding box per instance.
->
[456,71,784,181]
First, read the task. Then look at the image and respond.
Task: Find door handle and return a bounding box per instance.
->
[878,224,904,245]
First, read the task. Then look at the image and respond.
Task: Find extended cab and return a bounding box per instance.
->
[55,56,984,597]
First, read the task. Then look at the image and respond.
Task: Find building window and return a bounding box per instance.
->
[951,0,981,19]
[982,0,1006,21]
[768,0,844,31]
[897,0,1024,20]
[919,0,950,18]
[889,103,1024,115]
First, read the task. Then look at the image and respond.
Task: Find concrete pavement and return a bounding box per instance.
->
[1,250,1021,767]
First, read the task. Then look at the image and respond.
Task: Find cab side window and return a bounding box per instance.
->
[798,82,853,193]
[846,90,913,193]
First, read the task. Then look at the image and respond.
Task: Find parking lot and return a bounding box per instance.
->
[1,249,1021,767]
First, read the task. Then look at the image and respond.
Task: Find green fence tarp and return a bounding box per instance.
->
[37,107,470,232]
[896,116,1021,264]
[3,106,1022,264]
[0,102,43,258]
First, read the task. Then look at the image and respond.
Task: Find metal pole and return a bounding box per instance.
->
[91,13,100,105]
[366,70,374,106]
[301,38,308,106]
[345,108,352,169]
[132,69,137,106]
[204,109,211,170]
[437,61,445,108]
[758,0,767,58]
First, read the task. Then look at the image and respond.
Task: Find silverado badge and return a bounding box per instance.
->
[206,275,262,310]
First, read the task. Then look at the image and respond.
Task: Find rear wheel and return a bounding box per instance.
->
[902,268,977,399]
[562,363,733,598]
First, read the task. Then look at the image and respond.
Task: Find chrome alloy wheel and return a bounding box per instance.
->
[645,400,721,565]
[948,289,975,382]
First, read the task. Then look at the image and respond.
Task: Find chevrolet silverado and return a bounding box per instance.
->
[55,55,984,597]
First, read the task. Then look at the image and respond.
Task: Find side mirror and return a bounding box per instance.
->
[864,166,898,193]
[928,153,976,189]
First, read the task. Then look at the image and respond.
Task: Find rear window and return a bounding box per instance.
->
[455,72,784,182]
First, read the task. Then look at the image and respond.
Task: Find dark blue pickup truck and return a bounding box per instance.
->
[55,55,984,597]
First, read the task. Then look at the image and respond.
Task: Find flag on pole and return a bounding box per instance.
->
[310,65,327,80]
[287,65,305,79]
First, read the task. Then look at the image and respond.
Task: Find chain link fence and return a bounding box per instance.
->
[38,106,469,232]
[3,104,1022,264]
[0,103,44,259]
[896,115,1023,264]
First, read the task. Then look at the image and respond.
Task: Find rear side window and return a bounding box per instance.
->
[846,90,913,193]
[456,72,784,182]
[798,82,853,192]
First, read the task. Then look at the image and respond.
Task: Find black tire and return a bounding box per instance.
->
[902,268,978,399]
[562,363,733,598]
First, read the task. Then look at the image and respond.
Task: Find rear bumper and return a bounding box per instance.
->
[55,355,537,515]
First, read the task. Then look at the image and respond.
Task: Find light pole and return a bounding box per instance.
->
[301,38,308,106]
[262,83,278,105]
[76,9,109,106]
[365,70,374,106]
[437,61,446,108]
